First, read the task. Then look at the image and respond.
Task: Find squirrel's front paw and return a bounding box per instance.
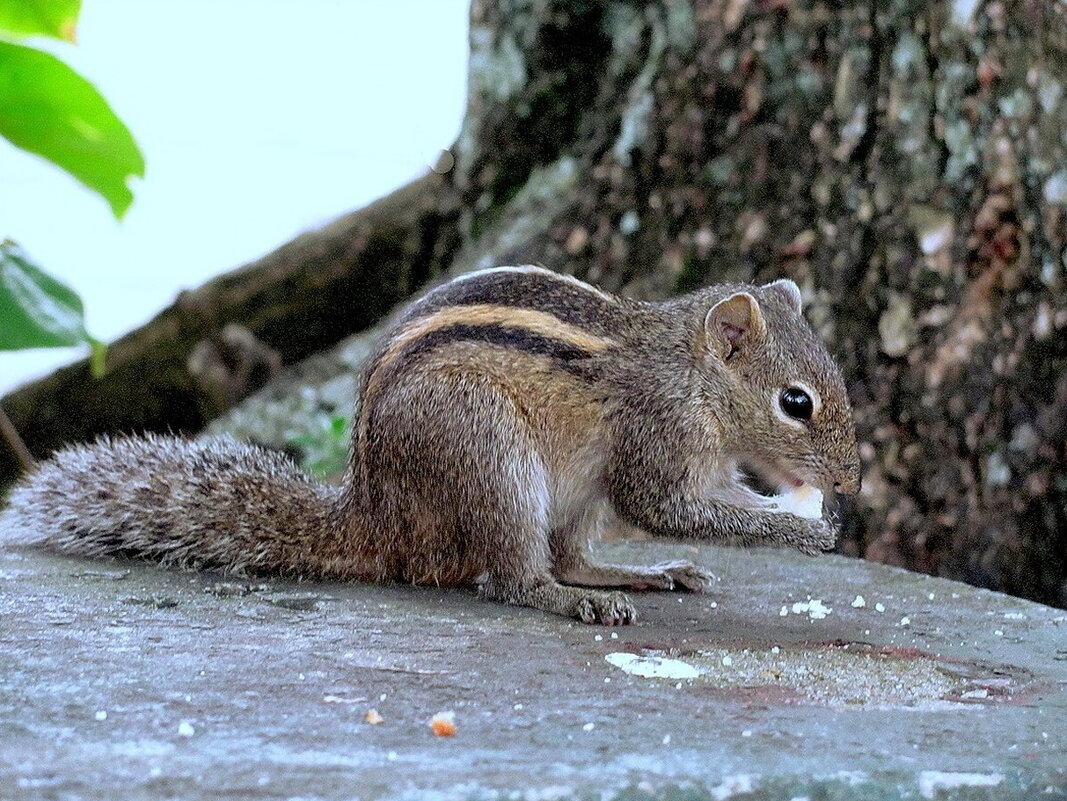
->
[789,516,838,556]
[646,560,719,592]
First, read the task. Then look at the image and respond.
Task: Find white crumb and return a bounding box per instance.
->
[789,599,833,619]
[851,595,866,608]
[177,721,195,738]
[918,772,1003,799]
[605,652,701,680]
[771,485,824,519]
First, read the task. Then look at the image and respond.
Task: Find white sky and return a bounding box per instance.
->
[0,0,470,392]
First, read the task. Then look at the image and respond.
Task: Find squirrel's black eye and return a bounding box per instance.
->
[779,387,813,421]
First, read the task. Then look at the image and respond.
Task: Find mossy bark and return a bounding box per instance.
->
[4,0,1066,606]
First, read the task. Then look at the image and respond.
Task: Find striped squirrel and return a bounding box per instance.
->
[1,266,860,625]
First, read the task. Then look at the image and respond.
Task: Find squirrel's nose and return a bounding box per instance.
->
[833,471,861,496]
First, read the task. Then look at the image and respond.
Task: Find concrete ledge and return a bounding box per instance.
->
[2,542,1065,800]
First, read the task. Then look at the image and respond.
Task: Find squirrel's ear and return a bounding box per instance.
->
[763,278,803,314]
[704,292,766,362]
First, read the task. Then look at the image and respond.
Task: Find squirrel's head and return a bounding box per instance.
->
[698,279,861,496]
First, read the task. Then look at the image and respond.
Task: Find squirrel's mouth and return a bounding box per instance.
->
[737,457,806,497]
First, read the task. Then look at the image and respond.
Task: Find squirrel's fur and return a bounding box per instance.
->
[1,266,860,624]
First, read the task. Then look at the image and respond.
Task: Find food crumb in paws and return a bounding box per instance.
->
[364,708,384,725]
[429,711,456,737]
[773,484,824,519]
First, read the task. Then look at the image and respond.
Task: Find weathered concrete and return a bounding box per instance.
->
[2,541,1065,800]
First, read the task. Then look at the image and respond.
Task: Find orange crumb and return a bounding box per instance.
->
[429,711,456,737]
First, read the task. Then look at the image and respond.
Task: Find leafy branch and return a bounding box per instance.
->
[0,0,144,470]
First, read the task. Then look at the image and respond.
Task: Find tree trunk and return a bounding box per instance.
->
[5,0,1066,606]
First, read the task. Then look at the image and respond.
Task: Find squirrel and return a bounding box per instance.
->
[0,266,860,625]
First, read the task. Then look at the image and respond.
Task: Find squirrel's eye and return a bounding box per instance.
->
[779,387,813,421]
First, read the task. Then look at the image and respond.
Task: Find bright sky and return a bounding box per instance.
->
[0,0,470,392]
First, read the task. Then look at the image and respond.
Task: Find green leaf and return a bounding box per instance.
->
[0,41,144,218]
[88,337,107,377]
[0,240,93,350]
[0,0,80,42]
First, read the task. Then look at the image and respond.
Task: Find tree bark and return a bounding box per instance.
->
[5,0,1066,607]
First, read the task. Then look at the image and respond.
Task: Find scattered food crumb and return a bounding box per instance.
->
[513,703,524,711]
[722,655,733,667]
[386,751,398,761]
[918,771,1003,799]
[582,722,595,732]
[900,616,911,627]
[364,708,384,725]
[771,646,780,654]
[875,603,886,612]
[962,689,989,700]
[741,729,752,737]
[779,606,789,617]
[594,634,603,642]
[177,721,195,738]
[851,595,866,608]
[605,652,701,680]
[994,630,1004,637]
[610,632,618,639]
[1003,612,1026,620]
[429,711,456,737]
[662,734,671,745]
[94,710,107,721]
[789,599,832,619]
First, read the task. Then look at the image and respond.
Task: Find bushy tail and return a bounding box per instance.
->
[0,433,371,579]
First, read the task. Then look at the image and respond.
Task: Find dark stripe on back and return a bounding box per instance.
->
[399,323,601,379]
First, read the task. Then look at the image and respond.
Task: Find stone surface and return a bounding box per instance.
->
[2,541,1066,800]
